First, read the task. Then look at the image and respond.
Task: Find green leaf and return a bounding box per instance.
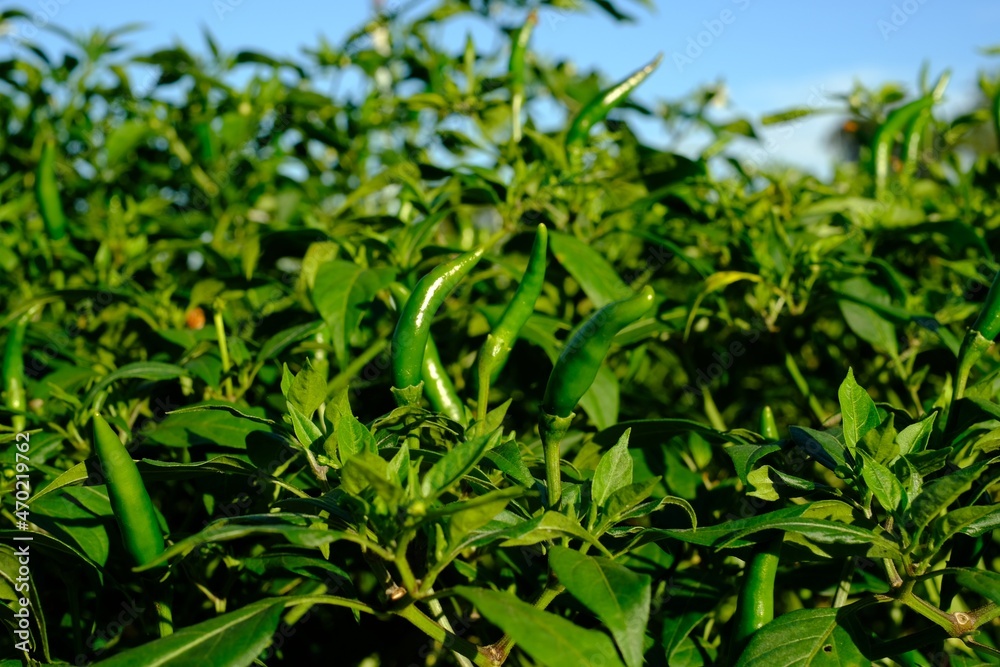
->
[484,436,534,487]
[550,231,630,308]
[735,608,866,666]
[907,461,994,536]
[500,510,612,556]
[336,412,378,463]
[954,569,1000,606]
[311,261,394,368]
[466,398,511,440]
[421,429,500,499]
[145,403,274,449]
[604,478,660,522]
[549,547,651,667]
[287,403,323,449]
[593,427,633,509]
[135,514,361,570]
[455,587,626,667]
[929,505,1000,549]
[95,598,286,666]
[837,278,899,359]
[286,360,327,418]
[789,426,848,472]
[342,452,402,508]
[257,320,324,363]
[858,451,904,514]
[896,412,936,456]
[838,368,881,453]
[446,488,521,545]
[82,361,189,408]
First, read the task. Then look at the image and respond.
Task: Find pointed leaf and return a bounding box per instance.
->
[549,547,651,667]
[838,368,881,452]
[593,428,633,508]
[455,587,626,667]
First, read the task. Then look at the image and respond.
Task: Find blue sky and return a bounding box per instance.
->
[4,0,999,177]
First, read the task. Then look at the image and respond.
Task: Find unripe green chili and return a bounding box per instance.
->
[565,54,662,149]
[540,286,655,506]
[972,269,1000,342]
[389,283,467,421]
[476,223,547,421]
[391,247,486,404]
[36,137,67,241]
[732,539,781,655]
[92,414,165,567]
[422,336,466,425]
[955,268,1000,399]
[542,286,655,419]
[3,317,28,433]
[509,11,536,144]
[759,405,778,440]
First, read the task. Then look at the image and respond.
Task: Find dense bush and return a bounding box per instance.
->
[2,1,999,665]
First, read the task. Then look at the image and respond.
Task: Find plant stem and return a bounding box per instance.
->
[395,605,491,666]
[833,558,854,608]
[425,591,475,667]
[151,580,174,637]
[395,531,419,595]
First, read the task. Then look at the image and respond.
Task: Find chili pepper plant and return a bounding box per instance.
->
[2,1,1000,665]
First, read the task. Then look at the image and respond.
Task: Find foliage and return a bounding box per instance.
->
[1,0,1000,665]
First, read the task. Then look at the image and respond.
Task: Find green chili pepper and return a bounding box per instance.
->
[972,269,1000,342]
[92,413,165,567]
[36,138,67,241]
[476,223,547,421]
[542,286,655,419]
[509,11,536,144]
[565,54,662,149]
[759,405,778,440]
[3,317,28,433]
[540,286,655,506]
[873,97,934,197]
[422,336,466,425]
[955,268,1000,399]
[389,281,471,417]
[732,539,781,655]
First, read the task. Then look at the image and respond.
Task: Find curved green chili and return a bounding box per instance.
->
[509,11,536,144]
[476,223,547,421]
[391,247,486,404]
[873,96,934,197]
[92,413,165,567]
[955,268,1000,399]
[540,286,655,507]
[422,336,466,424]
[732,539,781,655]
[389,283,467,421]
[3,317,28,433]
[565,54,662,149]
[36,138,67,241]
[542,286,655,419]
[759,405,778,440]
[972,269,1000,341]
